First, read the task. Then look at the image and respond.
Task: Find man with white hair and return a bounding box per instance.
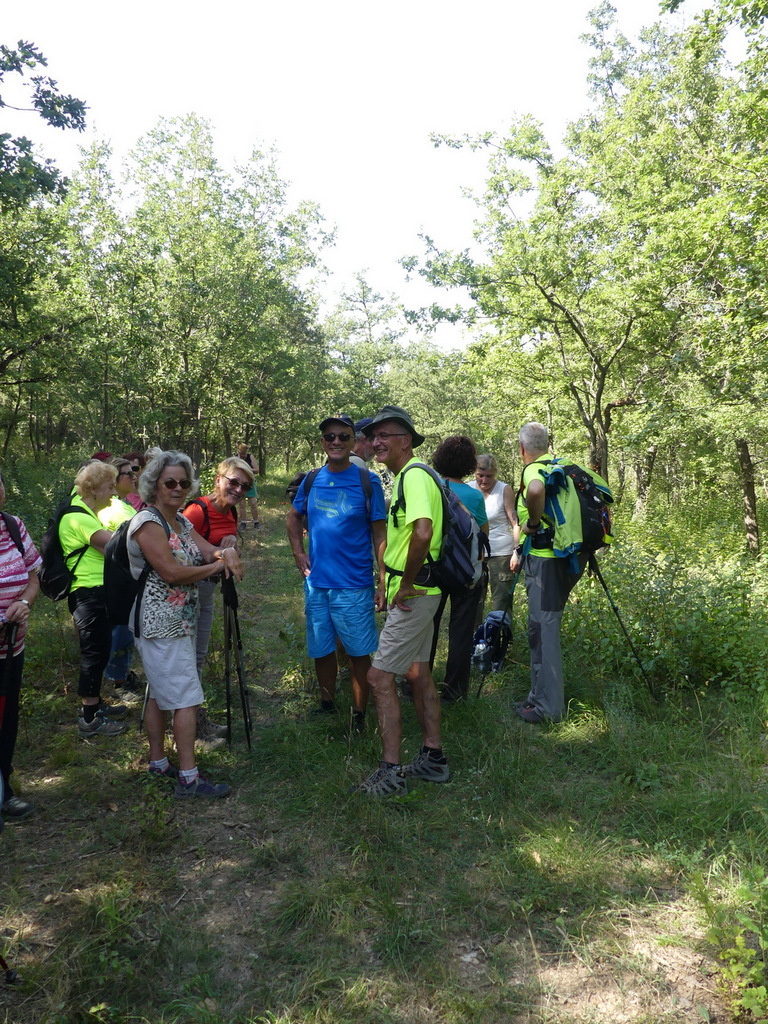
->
[511,421,587,724]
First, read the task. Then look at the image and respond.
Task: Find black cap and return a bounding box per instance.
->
[318,414,355,433]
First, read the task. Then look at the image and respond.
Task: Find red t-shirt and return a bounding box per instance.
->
[181,497,238,545]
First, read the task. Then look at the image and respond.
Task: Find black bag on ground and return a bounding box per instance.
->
[38,500,89,601]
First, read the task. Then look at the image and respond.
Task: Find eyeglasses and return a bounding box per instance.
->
[130,465,141,473]
[322,432,352,442]
[222,476,249,491]
[371,432,407,441]
[117,470,135,478]
[161,478,191,490]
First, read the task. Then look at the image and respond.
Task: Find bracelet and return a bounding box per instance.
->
[19,598,30,607]
[527,521,541,530]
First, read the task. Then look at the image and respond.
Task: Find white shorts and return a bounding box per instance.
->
[135,635,205,711]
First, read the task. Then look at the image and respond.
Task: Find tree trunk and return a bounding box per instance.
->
[633,444,657,519]
[736,439,760,557]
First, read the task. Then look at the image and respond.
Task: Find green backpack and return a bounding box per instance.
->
[521,460,614,573]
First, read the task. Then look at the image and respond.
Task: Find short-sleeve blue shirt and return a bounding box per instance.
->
[446,480,487,527]
[292,465,386,589]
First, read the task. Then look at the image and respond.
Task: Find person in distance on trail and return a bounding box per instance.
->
[182,456,253,746]
[356,405,449,796]
[511,421,587,724]
[469,453,518,619]
[236,442,261,530]
[428,435,488,704]
[286,415,387,731]
[126,451,243,797]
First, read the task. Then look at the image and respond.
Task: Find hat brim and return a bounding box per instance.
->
[362,417,424,447]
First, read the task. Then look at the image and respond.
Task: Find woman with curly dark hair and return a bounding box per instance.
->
[429,436,489,702]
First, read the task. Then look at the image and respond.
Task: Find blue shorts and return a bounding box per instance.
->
[304,581,378,659]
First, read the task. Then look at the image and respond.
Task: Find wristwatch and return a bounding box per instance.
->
[19,599,30,607]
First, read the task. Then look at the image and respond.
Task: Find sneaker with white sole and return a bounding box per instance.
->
[78,710,127,737]
[355,762,407,797]
[401,747,450,783]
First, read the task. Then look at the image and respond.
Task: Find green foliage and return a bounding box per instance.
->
[692,866,768,1019]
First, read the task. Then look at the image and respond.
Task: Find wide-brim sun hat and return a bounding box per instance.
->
[362,405,425,447]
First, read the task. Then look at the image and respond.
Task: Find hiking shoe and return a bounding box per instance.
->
[111,684,143,705]
[174,775,230,799]
[78,710,127,737]
[196,706,227,739]
[310,702,337,718]
[97,699,129,720]
[355,762,407,797]
[2,796,34,820]
[515,705,546,724]
[147,763,179,781]
[401,747,450,783]
[239,521,248,530]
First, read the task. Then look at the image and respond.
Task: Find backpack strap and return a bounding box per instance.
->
[0,512,24,559]
[132,507,172,636]
[184,497,211,540]
[60,504,92,577]
[385,463,443,585]
[302,464,374,520]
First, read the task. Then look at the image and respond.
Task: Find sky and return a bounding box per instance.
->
[3,0,707,349]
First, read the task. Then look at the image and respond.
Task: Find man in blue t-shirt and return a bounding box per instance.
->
[286,415,387,728]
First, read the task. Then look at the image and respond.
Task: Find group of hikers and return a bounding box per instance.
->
[286,406,590,797]
[0,405,594,824]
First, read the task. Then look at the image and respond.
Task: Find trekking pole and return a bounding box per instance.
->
[139,679,150,733]
[222,576,252,750]
[587,554,658,702]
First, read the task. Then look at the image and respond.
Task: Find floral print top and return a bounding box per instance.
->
[126,509,203,639]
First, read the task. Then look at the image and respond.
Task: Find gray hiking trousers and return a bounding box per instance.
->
[524,554,585,720]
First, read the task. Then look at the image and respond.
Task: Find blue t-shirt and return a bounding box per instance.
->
[292,465,386,589]
[446,480,488,527]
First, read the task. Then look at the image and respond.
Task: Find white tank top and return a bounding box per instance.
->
[476,479,514,556]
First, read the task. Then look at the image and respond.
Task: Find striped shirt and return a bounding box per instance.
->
[0,515,42,658]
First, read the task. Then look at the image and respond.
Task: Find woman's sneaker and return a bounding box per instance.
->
[401,747,450,783]
[174,775,230,799]
[78,709,127,737]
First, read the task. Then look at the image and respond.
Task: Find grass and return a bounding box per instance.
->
[0,472,761,1022]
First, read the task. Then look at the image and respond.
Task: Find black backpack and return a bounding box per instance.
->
[183,497,238,540]
[103,507,170,633]
[38,500,90,601]
[385,463,490,596]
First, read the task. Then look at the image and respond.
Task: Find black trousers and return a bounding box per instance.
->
[0,649,24,799]
[68,587,111,699]
[429,585,484,700]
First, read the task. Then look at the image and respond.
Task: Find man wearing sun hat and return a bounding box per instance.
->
[354,405,449,796]
[286,414,387,729]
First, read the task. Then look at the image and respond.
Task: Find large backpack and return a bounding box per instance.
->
[38,500,90,601]
[183,496,238,540]
[386,463,490,596]
[522,459,614,573]
[471,610,511,674]
[103,507,170,633]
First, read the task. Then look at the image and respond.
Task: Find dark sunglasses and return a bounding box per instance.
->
[222,475,249,491]
[130,465,141,473]
[117,470,135,478]
[322,431,352,442]
[161,478,191,490]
